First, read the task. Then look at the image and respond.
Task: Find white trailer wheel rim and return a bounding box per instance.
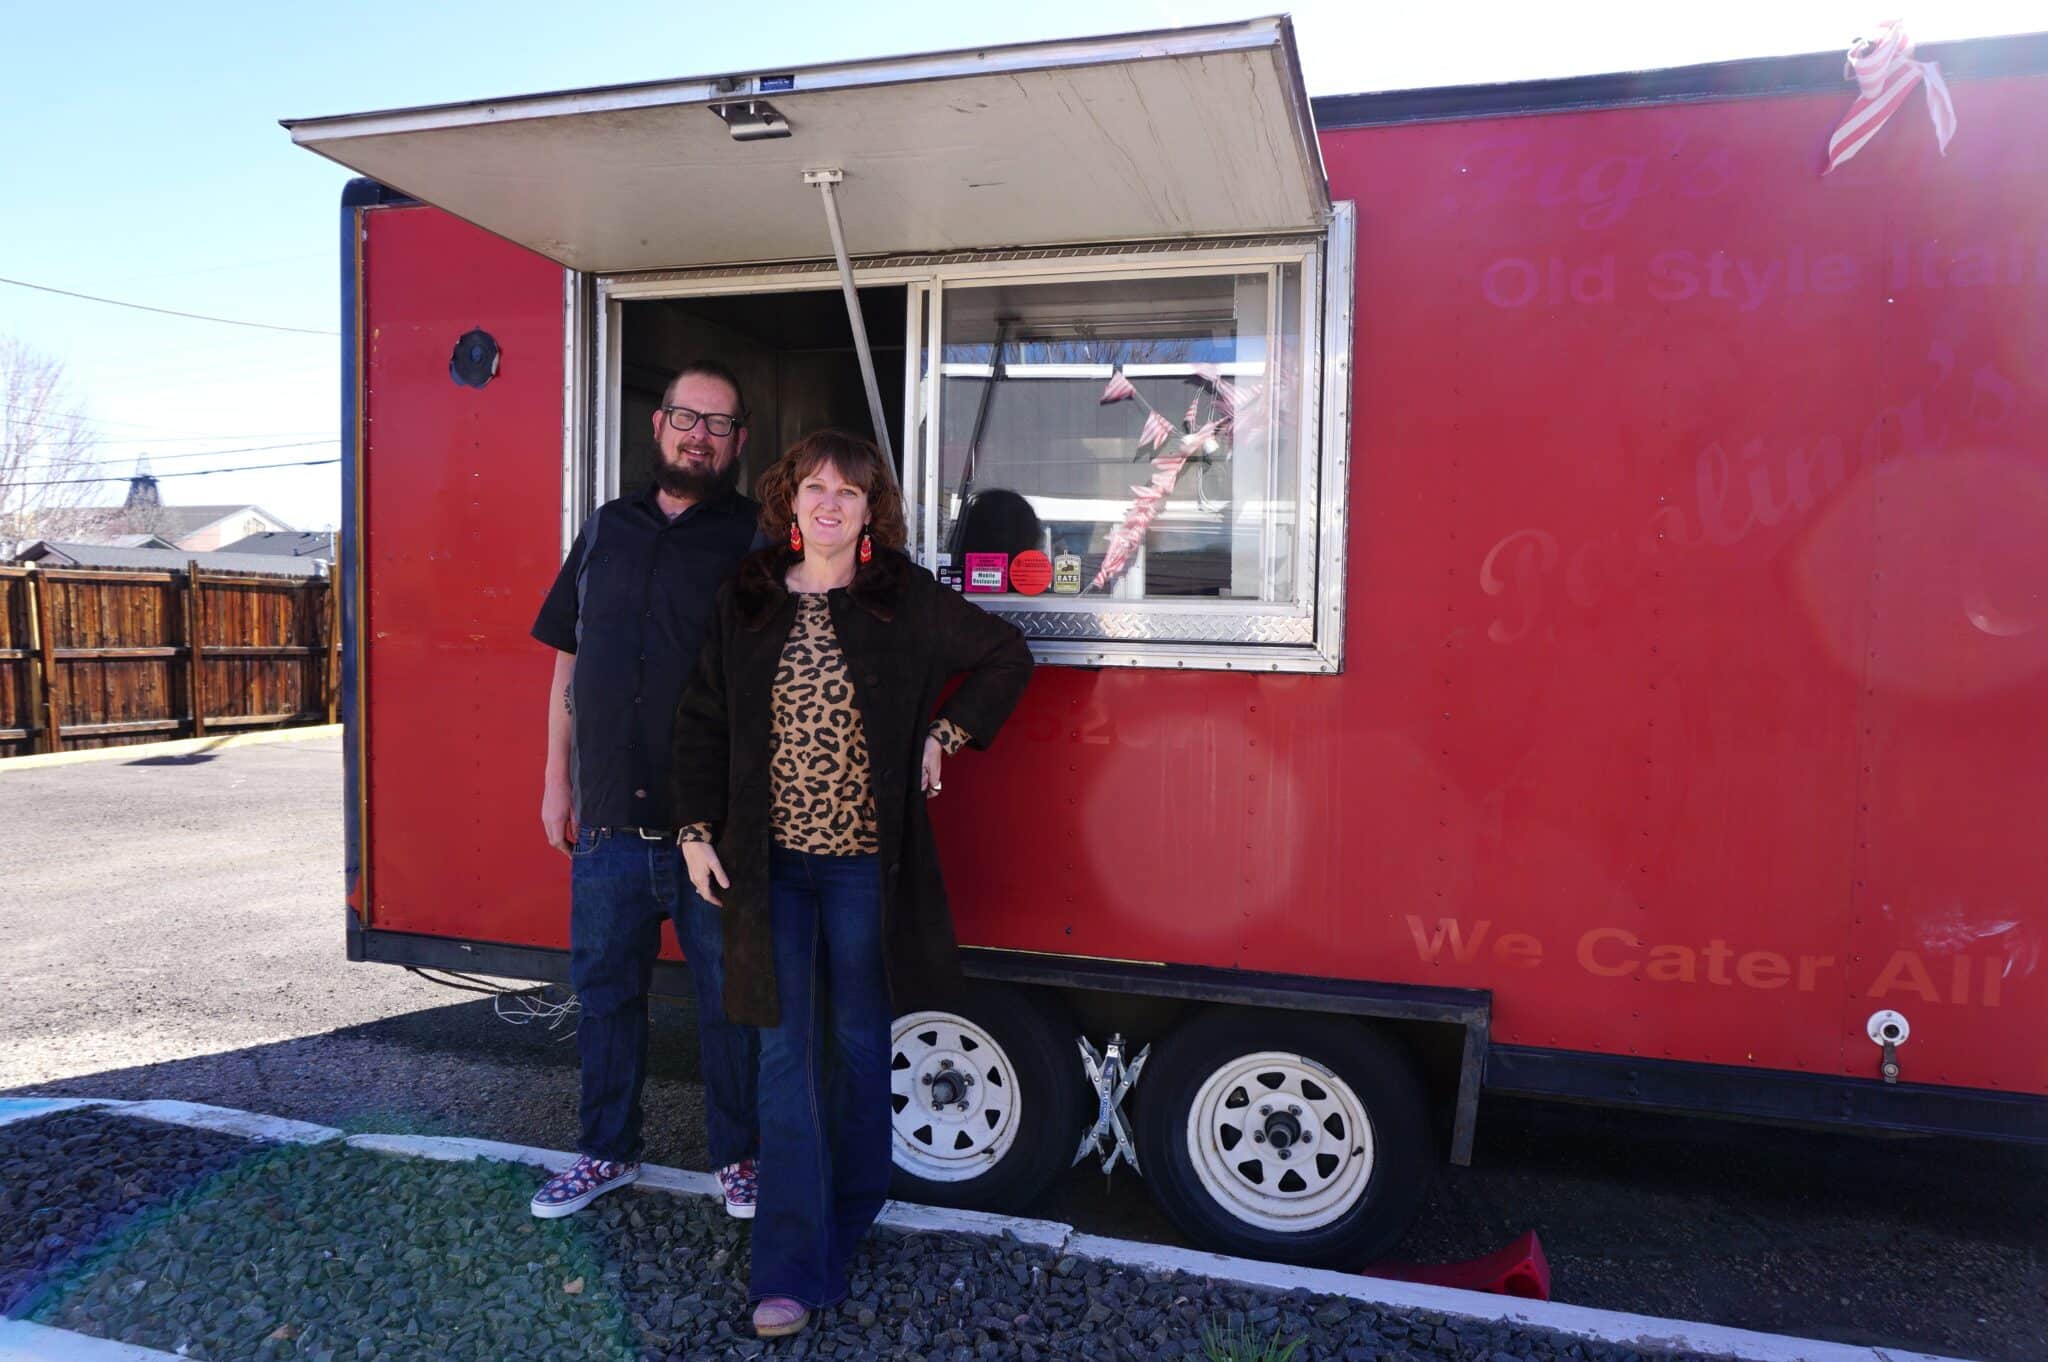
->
[890,1010,1023,1183]
[1184,1050,1375,1233]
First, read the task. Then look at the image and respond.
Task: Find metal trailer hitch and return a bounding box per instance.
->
[1073,1032,1149,1177]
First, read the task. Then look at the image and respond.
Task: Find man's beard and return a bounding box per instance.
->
[653,444,741,503]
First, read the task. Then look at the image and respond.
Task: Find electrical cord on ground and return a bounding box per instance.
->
[403,967,582,1039]
[493,987,582,1039]
[403,966,509,996]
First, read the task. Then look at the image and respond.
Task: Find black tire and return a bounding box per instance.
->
[887,983,1087,1212]
[1133,1007,1432,1267]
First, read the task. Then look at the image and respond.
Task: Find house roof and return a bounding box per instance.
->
[97,504,295,539]
[217,531,336,559]
[12,541,325,578]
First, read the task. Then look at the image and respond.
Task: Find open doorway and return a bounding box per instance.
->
[616,285,908,495]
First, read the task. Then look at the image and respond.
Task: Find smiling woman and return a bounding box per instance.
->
[671,428,1032,1333]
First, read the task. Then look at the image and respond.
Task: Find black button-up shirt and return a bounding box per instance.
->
[532,485,761,830]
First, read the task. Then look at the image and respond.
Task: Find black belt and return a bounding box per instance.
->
[600,826,675,842]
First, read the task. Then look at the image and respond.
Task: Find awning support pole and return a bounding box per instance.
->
[804,168,894,466]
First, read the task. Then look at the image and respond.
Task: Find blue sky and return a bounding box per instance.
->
[4,0,2038,531]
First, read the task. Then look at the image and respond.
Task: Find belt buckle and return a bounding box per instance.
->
[632,827,668,842]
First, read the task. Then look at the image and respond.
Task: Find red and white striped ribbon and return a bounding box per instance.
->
[1824,20,1957,174]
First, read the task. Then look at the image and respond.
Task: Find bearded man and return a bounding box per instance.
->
[528,360,763,1218]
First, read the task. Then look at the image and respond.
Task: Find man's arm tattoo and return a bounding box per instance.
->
[563,684,573,715]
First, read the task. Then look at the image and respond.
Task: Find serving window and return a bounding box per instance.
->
[910,224,1350,673]
[595,213,1352,674]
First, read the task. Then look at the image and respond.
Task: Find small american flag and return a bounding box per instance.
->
[1100,371,1137,403]
[1824,21,1956,175]
[1139,411,1176,450]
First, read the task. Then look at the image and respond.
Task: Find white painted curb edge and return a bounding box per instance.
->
[1061,1235,1969,1362]
[0,1319,184,1362]
[340,1132,1070,1248]
[0,724,340,773]
[114,1101,340,1146]
[345,1132,577,1170]
[876,1199,1071,1251]
[10,1098,1976,1362]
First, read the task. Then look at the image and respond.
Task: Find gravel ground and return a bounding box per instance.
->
[4,737,2046,1361]
[0,1110,253,1316]
[9,1107,1710,1362]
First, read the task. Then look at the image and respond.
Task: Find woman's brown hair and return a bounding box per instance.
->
[753,428,907,552]
[738,429,910,624]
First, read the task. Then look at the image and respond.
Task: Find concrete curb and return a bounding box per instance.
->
[339,1131,1073,1247]
[114,1101,341,1146]
[8,1098,1978,1362]
[1059,1235,1967,1362]
[0,724,340,773]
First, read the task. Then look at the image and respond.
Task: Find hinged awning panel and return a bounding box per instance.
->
[285,18,1326,272]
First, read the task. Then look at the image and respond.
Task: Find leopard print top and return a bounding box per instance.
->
[677,593,972,854]
[769,593,878,854]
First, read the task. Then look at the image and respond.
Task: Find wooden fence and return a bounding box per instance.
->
[0,564,338,758]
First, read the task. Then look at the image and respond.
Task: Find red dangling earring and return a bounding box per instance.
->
[788,521,803,553]
[858,527,873,565]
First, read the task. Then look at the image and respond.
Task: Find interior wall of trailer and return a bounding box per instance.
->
[619,286,907,495]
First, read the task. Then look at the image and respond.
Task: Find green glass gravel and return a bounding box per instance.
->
[27,1146,643,1362]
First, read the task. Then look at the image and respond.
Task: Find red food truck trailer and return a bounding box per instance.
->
[285,17,2048,1267]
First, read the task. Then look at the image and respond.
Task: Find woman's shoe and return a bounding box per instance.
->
[717,1158,758,1219]
[752,1297,811,1338]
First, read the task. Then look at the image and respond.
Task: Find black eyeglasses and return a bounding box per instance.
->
[662,405,743,437]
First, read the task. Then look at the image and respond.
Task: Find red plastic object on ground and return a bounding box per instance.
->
[1363,1232,1552,1302]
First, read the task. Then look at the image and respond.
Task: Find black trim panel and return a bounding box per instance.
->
[1487,1045,2048,1145]
[357,930,1490,1025]
[962,947,1489,1026]
[339,177,423,966]
[358,929,696,996]
[1312,30,2048,129]
[360,932,2048,1146]
[963,949,1492,1168]
[339,181,372,963]
[358,929,1492,1161]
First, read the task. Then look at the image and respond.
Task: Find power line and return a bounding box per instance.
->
[106,251,327,287]
[8,456,341,488]
[1,402,311,438]
[14,439,337,475]
[0,275,337,336]
[87,431,338,447]
[5,412,335,448]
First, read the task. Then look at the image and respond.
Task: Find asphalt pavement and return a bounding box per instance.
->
[2,735,2044,1361]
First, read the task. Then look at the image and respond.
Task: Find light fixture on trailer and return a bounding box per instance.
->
[708,99,789,141]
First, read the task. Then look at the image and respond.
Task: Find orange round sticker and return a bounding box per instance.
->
[1009,550,1052,596]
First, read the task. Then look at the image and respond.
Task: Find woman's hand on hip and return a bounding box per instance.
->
[681,840,730,907]
[921,735,944,798]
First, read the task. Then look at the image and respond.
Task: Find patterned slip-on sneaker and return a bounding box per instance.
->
[717,1158,758,1220]
[752,1296,810,1338]
[530,1155,640,1219]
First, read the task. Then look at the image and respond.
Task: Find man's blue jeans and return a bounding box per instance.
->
[568,827,758,1167]
[750,846,894,1309]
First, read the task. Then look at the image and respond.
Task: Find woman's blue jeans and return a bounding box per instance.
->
[751,846,894,1309]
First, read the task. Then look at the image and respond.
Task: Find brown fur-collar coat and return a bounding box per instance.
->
[671,547,1033,1028]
